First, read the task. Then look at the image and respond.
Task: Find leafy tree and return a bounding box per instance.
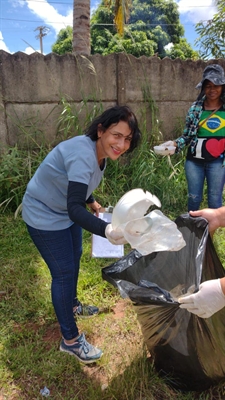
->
[91,0,185,58]
[165,38,199,60]
[91,21,158,56]
[195,0,225,59]
[52,26,72,54]
[52,0,198,59]
[72,0,132,55]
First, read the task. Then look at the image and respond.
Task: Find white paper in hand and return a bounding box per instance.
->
[92,213,124,258]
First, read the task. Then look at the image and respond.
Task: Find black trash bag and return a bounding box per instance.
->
[102,214,225,392]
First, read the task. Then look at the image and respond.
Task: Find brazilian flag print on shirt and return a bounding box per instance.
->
[187,109,225,162]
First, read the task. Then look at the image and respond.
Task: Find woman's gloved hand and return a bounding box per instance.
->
[105,224,127,245]
[154,140,176,156]
[178,279,225,318]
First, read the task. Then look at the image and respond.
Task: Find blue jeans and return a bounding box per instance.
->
[26,223,82,340]
[185,158,225,211]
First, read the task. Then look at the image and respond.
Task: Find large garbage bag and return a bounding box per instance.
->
[102,214,225,391]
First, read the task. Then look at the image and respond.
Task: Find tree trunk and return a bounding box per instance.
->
[73,0,90,55]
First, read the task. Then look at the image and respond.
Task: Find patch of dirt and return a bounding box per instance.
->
[111,298,128,319]
[42,322,61,343]
[11,298,146,395]
[81,298,145,388]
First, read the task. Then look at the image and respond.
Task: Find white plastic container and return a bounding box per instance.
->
[153,145,176,156]
[111,189,185,256]
[111,188,161,229]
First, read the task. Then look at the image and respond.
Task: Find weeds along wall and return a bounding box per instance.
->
[0,50,223,151]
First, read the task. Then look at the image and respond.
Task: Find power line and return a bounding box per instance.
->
[0,17,66,23]
[0,17,204,26]
[0,0,218,7]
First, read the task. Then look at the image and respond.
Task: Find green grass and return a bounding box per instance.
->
[1,214,225,399]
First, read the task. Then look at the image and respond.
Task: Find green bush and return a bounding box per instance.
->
[0,131,187,217]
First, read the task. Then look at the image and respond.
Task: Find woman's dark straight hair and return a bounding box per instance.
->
[85,105,141,153]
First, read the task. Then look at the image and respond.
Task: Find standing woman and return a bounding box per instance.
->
[22,105,141,364]
[155,64,225,211]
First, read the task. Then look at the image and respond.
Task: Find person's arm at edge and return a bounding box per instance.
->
[189,207,225,297]
[221,277,225,295]
[189,206,225,233]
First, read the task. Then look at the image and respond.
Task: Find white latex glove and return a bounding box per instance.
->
[105,224,127,245]
[154,140,176,156]
[178,279,225,318]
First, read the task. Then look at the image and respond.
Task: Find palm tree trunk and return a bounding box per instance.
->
[73,0,90,55]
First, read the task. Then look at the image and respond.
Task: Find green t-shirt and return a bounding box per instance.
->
[187,109,225,162]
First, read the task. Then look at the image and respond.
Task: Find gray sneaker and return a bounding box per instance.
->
[60,333,103,364]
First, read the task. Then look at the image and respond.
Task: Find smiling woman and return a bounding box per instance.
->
[21,104,141,364]
[154,64,225,213]
[97,121,132,162]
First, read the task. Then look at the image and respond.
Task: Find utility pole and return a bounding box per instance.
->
[34,26,49,54]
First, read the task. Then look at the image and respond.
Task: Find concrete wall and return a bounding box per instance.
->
[0,50,223,150]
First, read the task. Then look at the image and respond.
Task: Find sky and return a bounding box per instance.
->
[0,0,218,55]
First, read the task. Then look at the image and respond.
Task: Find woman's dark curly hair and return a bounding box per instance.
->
[85,105,141,153]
